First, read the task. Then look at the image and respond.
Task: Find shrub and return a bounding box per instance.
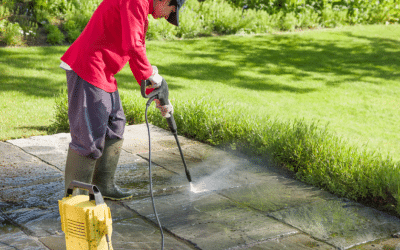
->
[0,2,11,21]
[48,87,69,134]
[367,0,398,24]
[62,0,103,42]
[1,22,24,46]
[15,17,39,39]
[34,8,51,24]
[297,6,320,28]
[0,4,25,46]
[281,12,298,31]
[45,24,65,45]
[63,19,81,43]
[201,0,244,34]
[147,15,178,40]
[63,19,77,32]
[321,6,347,28]
[66,28,81,43]
[244,9,276,33]
[175,3,209,38]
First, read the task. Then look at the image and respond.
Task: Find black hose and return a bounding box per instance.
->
[144,96,193,250]
[145,97,165,250]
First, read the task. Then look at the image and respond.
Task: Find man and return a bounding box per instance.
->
[59,0,185,200]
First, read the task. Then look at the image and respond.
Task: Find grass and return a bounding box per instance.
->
[0,46,68,139]
[1,25,400,158]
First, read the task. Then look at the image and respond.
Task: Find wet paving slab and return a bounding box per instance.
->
[124,191,299,250]
[269,199,400,249]
[139,143,279,193]
[0,181,63,210]
[3,124,400,249]
[0,213,47,250]
[218,178,335,213]
[108,201,196,249]
[349,237,400,250]
[3,205,61,238]
[6,133,71,172]
[0,141,64,249]
[123,124,201,155]
[116,150,190,197]
[232,233,336,249]
[0,142,62,189]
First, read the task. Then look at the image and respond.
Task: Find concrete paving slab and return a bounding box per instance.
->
[348,237,400,249]
[123,124,201,155]
[0,180,63,210]
[6,133,71,172]
[269,199,400,249]
[115,153,189,197]
[230,233,336,249]
[3,206,61,238]
[138,145,230,177]
[218,178,335,213]
[0,142,62,189]
[3,124,400,250]
[140,144,277,194]
[0,231,47,250]
[124,192,298,250]
[0,213,47,250]
[38,235,66,250]
[112,216,195,249]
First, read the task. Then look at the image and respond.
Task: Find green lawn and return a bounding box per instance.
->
[1,24,400,161]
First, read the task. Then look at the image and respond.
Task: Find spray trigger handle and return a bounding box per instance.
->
[66,180,105,205]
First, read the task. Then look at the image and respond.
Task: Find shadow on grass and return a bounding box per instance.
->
[137,31,400,92]
[0,46,68,98]
[2,30,400,97]
[18,126,49,132]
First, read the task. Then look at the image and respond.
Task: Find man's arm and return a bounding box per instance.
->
[120,0,153,85]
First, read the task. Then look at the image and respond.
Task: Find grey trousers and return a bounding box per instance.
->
[66,70,126,159]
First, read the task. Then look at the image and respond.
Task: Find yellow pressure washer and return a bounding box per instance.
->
[58,78,193,250]
[59,180,113,250]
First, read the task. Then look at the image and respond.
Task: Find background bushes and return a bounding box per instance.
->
[45,24,64,44]
[0,0,399,46]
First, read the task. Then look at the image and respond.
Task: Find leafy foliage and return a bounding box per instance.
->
[1,0,399,46]
[45,24,64,45]
[1,21,24,45]
[48,87,69,134]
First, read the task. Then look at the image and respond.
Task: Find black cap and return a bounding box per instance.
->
[167,0,186,26]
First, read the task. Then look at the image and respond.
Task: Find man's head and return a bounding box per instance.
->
[152,0,185,26]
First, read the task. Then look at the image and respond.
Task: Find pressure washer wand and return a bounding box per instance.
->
[173,132,192,182]
[141,79,192,183]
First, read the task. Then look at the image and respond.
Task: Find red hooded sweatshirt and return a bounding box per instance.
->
[61,0,154,93]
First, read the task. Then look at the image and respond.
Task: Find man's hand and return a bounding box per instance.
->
[155,99,174,118]
[147,66,163,89]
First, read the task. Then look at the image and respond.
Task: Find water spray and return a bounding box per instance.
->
[189,181,209,194]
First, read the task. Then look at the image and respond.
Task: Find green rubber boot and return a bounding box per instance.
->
[92,139,133,200]
[64,147,97,197]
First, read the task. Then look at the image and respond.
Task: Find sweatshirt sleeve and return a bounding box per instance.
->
[120,0,153,85]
